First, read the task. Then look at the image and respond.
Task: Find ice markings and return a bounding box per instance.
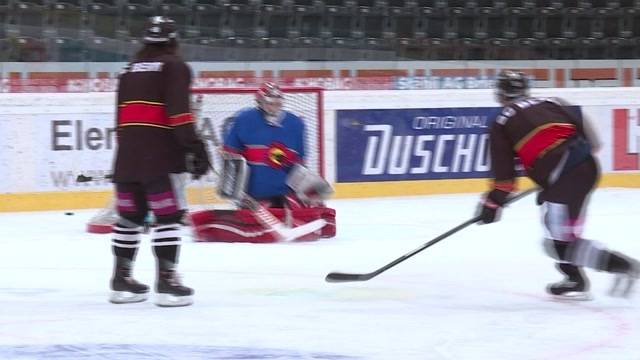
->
[0,344,359,360]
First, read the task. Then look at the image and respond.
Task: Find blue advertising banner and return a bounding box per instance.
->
[336,107,502,182]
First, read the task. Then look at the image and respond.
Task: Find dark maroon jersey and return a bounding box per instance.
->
[489,97,587,192]
[113,54,204,182]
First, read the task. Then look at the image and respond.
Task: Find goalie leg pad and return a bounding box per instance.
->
[190,206,336,243]
[191,209,281,243]
[291,207,336,239]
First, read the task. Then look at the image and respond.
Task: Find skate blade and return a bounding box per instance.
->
[154,293,193,307]
[609,276,636,298]
[109,291,149,304]
[550,292,593,301]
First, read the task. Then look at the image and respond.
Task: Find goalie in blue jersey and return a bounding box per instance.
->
[191,82,336,243]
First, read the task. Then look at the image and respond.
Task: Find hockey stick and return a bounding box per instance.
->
[76,174,113,182]
[325,188,537,283]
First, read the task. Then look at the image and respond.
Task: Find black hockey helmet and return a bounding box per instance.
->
[495,70,529,100]
[143,16,178,44]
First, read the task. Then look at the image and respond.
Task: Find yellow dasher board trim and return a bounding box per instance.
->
[333,173,640,199]
[1,174,639,212]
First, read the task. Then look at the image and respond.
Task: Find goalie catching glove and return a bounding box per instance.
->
[286,164,333,206]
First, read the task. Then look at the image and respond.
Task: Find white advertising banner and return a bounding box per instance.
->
[0,93,115,192]
[579,105,640,174]
[1,89,640,194]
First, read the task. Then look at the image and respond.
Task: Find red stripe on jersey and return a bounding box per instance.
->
[118,103,166,126]
[243,146,268,163]
[492,180,515,193]
[169,113,194,126]
[516,123,576,169]
[243,144,301,168]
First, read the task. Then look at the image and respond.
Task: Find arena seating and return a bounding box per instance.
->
[1,0,640,61]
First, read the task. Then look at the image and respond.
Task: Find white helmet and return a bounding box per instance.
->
[256,82,284,120]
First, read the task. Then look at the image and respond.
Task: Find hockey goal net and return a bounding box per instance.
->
[86,86,325,233]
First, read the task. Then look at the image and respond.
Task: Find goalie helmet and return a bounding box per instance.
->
[495,70,529,101]
[256,82,284,120]
[143,16,178,44]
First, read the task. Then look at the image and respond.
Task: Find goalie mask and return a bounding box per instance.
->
[495,70,529,102]
[256,82,284,125]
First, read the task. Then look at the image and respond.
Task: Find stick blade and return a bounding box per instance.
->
[325,272,373,283]
[76,174,91,182]
[279,219,326,242]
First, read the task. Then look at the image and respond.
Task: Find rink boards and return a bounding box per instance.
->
[1,87,640,211]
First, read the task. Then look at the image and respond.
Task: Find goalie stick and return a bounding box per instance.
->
[325,188,537,283]
[242,195,327,242]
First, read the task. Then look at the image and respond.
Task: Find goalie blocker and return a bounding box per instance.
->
[191,154,336,243]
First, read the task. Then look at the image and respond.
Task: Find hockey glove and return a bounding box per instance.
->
[286,164,334,206]
[477,190,508,225]
[187,142,211,180]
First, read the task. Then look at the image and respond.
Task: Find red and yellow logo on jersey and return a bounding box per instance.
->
[242,142,300,169]
[266,142,298,169]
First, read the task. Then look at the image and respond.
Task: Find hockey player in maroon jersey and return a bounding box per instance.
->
[477,70,638,299]
[109,16,210,307]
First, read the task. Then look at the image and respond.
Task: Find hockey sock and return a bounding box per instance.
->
[546,238,607,270]
[556,261,589,283]
[111,223,143,262]
[151,223,181,268]
[567,239,637,276]
[109,223,149,303]
[556,262,584,280]
[599,251,633,274]
[568,239,605,269]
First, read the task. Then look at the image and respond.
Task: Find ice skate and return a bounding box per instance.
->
[109,270,149,304]
[547,280,592,301]
[609,259,639,298]
[155,270,194,307]
[547,263,592,301]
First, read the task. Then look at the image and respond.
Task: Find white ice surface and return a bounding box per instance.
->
[1,188,639,360]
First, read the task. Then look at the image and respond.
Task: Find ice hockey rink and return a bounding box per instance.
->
[1,188,639,360]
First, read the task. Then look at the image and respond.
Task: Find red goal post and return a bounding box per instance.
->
[86,86,325,234]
